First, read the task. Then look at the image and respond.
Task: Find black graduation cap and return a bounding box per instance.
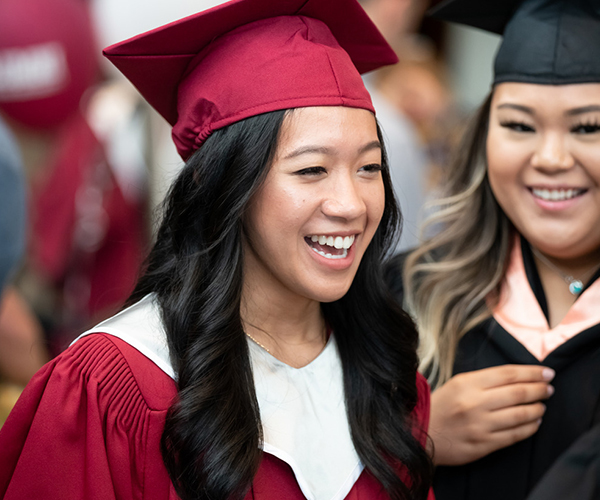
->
[429,0,600,85]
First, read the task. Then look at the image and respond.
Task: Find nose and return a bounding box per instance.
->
[321,175,367,221]
[531,132,575,171]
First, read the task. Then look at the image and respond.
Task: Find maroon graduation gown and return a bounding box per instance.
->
[0,333,433,499]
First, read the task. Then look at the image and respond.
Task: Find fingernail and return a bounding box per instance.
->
[542,368,555,381]
[547,385,555,396]
[537,418,543,426]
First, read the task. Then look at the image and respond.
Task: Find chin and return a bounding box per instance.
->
[526,233,591,259]
[306,284,353,304]
[317,294,348,304]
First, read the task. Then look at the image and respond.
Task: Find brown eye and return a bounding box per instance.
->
[500,121,535,132]
[295,166,326,176]
[572,122,600,134]
[359,164,382,173]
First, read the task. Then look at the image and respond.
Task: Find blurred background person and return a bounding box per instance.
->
[359,0,465,251]
[0,117,25,294]
[0,115,42,425]
[0,0,149,411]
[0,0,251,427]
[359,0,432,251]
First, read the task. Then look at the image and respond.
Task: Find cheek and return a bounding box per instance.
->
[247,182,313,250]
[578,151,600,185]
[486,136,522,206]
[277,184,311,216]
[374,194,386,226]
[366,182,386,231]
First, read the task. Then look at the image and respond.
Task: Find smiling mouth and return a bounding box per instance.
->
[305,234,355,260]
[531,188,587,201]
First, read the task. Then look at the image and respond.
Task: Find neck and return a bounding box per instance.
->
[241,282,326,369]
[534,247,600,283]
[531,246,600,328]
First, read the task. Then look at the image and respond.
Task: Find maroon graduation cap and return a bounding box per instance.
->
[104,0,398,160]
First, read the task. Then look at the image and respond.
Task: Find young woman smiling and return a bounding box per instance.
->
[385,0,600,499]
[0,1,434,499]
[241,106,386,366]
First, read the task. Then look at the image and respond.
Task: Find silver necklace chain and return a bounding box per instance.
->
[530,246,587,295]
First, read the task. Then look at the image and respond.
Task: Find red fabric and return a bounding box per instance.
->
[29,112,145,339]
[0,334,433,499]
[103,0,398,160]
[0,0,98,129]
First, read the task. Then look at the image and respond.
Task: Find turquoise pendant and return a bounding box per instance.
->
[569,280,583,295]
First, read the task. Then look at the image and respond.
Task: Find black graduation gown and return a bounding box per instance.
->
[384,239,600,500]
[526,422,600,500]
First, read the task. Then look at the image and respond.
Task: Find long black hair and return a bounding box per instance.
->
[129,108,433,500]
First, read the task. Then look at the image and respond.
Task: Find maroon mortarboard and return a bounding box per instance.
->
[103,0,398,160]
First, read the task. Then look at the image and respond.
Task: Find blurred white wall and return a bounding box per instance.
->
[443,24,501,112]
[92,0,228,48]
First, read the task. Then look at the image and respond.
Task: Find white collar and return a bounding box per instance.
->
[248,338,362,500]
[74,295,363,500]
[74,294,174,378]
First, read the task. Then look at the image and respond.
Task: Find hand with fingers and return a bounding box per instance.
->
[429,364,555,466]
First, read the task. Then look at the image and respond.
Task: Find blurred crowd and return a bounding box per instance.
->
[0,0,462,425]
[0,0,150,422]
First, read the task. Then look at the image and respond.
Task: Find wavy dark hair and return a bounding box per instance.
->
[402,93,512,388]
[128,108,433,500]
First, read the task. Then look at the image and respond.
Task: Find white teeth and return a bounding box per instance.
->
[307,234,356,251]
[532,188,583,201]
[310,247,349,259]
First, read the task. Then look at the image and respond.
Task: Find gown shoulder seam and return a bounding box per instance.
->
[70,332,173,412]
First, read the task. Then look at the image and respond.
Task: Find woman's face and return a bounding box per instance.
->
[487,82,600,261]
[243,106,385,304]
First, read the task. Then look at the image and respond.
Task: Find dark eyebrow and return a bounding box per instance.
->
[496,103,534,114]
[282,140,382,160]
[566,105,600,116]
[496,103,600,117]
[359,140,383,155]
[283,146,334,159]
